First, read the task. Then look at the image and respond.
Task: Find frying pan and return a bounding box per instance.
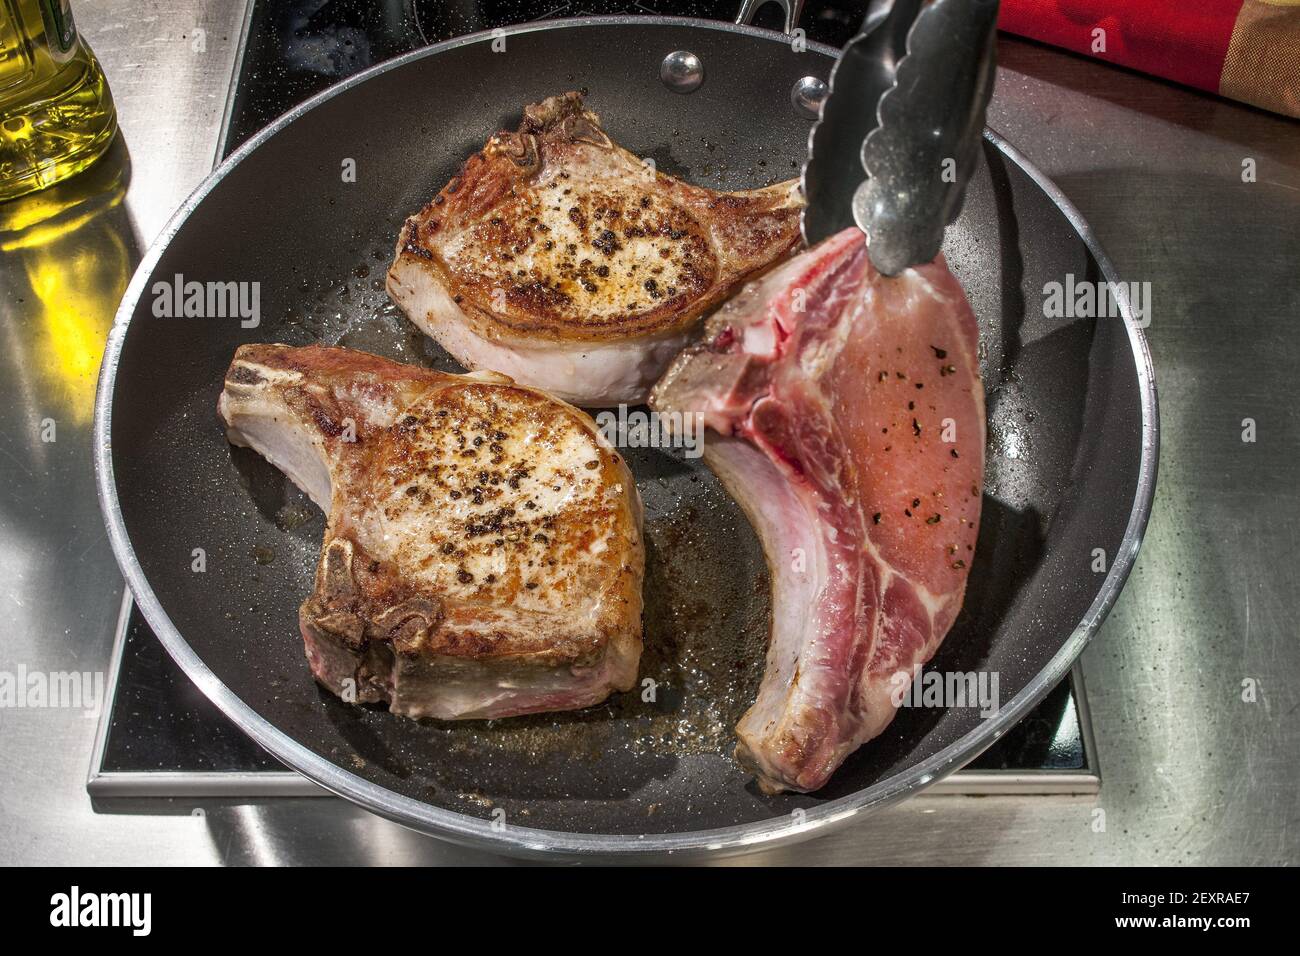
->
[94,15,1157,858]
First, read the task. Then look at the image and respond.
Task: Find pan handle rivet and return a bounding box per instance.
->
[660,51,705,94]
[791,76,828,119]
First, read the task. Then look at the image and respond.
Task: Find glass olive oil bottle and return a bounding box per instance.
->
[0,0,116,201]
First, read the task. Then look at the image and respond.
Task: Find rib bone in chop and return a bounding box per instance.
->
[651,228,985,793]
[218,344,644,719]
[387,92,803,407]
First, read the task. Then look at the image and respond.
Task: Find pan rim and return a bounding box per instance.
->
[93,16,1159,859]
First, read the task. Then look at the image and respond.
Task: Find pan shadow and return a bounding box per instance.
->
[229,443,295,523]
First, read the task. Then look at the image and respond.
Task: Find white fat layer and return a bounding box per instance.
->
[219,378,332,511]
[705,439,825,763]
[389,650,629,720]
[389,257,692,406]
[232,416,331,511]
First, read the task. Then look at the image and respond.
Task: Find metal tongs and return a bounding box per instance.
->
[802,0,999,275]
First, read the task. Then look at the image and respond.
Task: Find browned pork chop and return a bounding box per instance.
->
[387,91,803,407]
[218,344,644,719]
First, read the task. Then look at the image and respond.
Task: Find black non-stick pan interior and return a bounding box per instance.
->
[102,20,1151,842]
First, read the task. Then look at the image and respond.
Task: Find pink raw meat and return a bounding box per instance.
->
[651,227,985,793]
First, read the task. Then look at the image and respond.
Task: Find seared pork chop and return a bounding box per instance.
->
[651,228,985,792]
[218,344,644,719]
[387,92,803,407]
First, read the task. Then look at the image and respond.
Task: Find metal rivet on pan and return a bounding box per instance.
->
[791,75,828,119]
[660,50,704,94]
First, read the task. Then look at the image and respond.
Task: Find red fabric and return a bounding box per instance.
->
[998,0,1246,92]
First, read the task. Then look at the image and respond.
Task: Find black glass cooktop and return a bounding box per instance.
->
[222,0,868,151]
[96,601,1095,786]
[92,0,1097,796]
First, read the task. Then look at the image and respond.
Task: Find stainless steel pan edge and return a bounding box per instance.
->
[92,16,1159,860]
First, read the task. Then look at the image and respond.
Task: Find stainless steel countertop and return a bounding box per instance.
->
[1,0,1296,865]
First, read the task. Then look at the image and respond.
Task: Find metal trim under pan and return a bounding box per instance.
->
[87,590,1102,799]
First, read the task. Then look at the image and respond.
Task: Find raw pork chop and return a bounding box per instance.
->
[387,91,803,407]
[218,344,644,719]
[651,228,985,792]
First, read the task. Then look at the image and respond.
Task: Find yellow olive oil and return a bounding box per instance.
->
[0,0,116,201]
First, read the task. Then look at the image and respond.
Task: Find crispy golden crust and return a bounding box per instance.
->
[391,91,802,344]
[371,379,641,660]
[221,344,643,667]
